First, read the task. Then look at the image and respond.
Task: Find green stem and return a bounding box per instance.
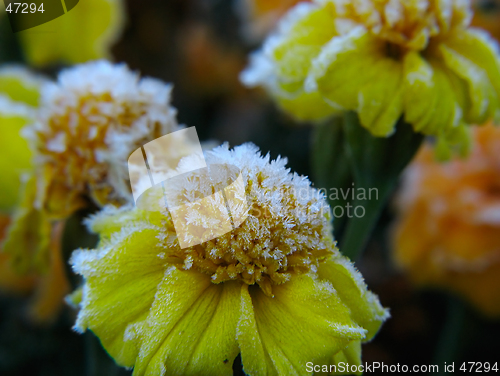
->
[433,297,466,376]
[339,187,392,261]
[311,116,353,238]
[339,111,423,261]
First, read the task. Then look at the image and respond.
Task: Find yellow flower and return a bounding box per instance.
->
[2,60,181,276]
[71,143,388,375]
[0,67,70,323]
[16,0,125,67]
[392,123,500,317]
[25,60,180,217]
[242,0,500,154]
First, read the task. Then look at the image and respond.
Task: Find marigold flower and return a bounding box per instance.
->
[24,60,180,217]
[2,61,182,279]
[393,123,500,316]
[71,143,389,375]
[242,0,500,154]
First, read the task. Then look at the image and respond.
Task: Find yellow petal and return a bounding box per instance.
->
[65,285,83,309]
[357,58,404,136]
[133,268,240,376]
[439,43,499,124]
[277,90,340,122]
[329,341,362,375]
[317,256,389,341]
[238,284,277,376]
[0,67,37,212]
[18,0,125,66]
[238,274,367,376]
[74,227,242,376]
[72,228,167,367]
[267,2,341,121]
[309,29,401,134]
[435,123,472,160]
[443,29,500,108]
[0,66,44,106]
[403,53,466,138]
[273,2,337,90]
[402,51,436,131]
[87,191,166,239]
[0,106,32,211]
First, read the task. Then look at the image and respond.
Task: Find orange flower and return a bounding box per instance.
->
[392,123,500,316]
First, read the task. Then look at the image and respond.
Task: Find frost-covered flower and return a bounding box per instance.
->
[71,143,389,376]
[242,0,500,155]
[24,60,180,217]
[393,123,500,316]
[3,61,182,278]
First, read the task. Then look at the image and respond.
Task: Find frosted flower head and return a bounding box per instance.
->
[71,143,388,375]
[139,143,334,295]
[25,60,180,217]
[242,0,500,156]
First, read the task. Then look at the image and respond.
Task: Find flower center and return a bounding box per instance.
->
[157,162,336,296]
[31,93,166,209]
[335,0,471,51]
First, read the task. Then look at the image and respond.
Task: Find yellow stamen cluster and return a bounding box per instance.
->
[334,0,471,52]
[145,144,336,296]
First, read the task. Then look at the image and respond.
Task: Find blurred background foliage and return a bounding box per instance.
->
[0,0,500,375]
